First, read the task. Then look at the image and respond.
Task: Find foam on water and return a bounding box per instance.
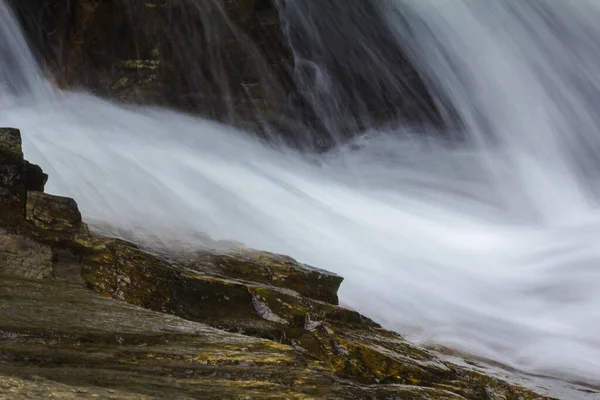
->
[2,0,600,388]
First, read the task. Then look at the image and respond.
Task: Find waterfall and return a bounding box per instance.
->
[382,0,600,223]
[276,0,443,140]
[1,0,600,387]
[0,1,51,105]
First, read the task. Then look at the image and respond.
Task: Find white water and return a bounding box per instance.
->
[2,0,600,388]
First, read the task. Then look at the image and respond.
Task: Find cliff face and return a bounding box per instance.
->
[10,0,444,149]
[0,127,551,399]
[13,0,291,117]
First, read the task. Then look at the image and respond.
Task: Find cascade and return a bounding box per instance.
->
[1,0,600,386]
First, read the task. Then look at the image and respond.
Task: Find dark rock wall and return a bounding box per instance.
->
[12,0,301,130]
[279,0,444,140]
[10,0,444,149]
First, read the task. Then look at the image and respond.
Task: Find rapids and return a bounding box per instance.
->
[2,0,600,389]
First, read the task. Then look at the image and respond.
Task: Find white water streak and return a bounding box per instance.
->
[2,0,600,388]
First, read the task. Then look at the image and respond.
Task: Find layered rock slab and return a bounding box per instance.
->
[0,275,372,399]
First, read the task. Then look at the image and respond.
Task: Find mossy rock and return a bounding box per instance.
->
[186,248,343,304]
[25,191,88,243]
[0,127,24,162]
[79,239,551,398]
[0,276,551,399]
[0,276,370,399]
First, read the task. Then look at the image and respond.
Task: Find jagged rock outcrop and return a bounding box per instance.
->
[0,127,554,399]
[0,128,47,226]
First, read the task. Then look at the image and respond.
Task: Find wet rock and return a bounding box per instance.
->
[79,239,550,398]
[0,230,53,279]
[0,128,48,191]
[22,191,91,250]
[12,0,297,129]
[82,238,355,351]
[0,275,549,400]
[0,127,27,212]
[222,0,256,24]
[24,161,47,191]
[26,192,84,236]
[11,0,445,149]
[186,248,343,304]
[0,127,23,162]
[0,127,47,227]
[0,276,361,399]
[80,238,261,323]
[51,247,85,283]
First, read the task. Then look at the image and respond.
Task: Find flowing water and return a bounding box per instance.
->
[2,0,600,392]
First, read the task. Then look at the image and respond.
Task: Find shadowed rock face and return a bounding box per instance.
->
[0,275,365,399]
[0,128,47,226]
[278,0,444,139]
[10,0,445,150]
[13,0,295,116]
[0,127,554,399]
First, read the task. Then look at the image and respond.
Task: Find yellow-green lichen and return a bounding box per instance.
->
[120,60,160,70]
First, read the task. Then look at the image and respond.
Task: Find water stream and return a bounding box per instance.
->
[1,0,600,390]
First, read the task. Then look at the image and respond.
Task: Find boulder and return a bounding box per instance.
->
[12,0,300,133]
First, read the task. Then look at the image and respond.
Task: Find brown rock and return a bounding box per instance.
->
[186,248,343,304]
[25,191,89,246]
[0,128,47,227]
[26,191,82,234]
[0,230,53,279]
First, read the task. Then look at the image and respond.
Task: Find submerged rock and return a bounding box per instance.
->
[0,128,552,399]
